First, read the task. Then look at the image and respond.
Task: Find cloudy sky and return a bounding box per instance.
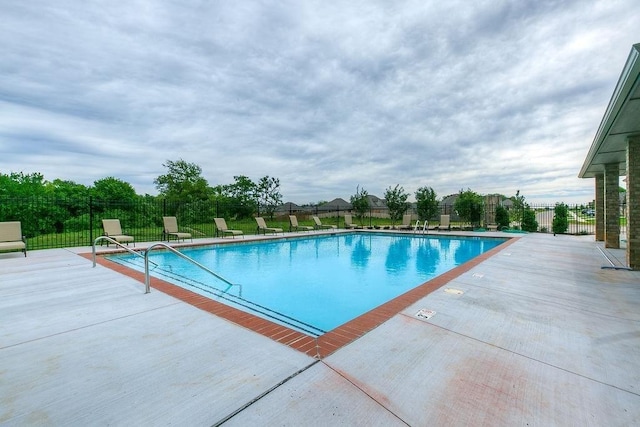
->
[1,1,638,204]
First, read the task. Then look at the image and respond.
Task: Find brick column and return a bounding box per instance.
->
[604,163,620,248]
[627,136,640,270]
[595,174,604,241]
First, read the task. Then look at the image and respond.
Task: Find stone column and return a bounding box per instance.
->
[627,136,640,270]
[595,174,604,241]
[604,163,620,248]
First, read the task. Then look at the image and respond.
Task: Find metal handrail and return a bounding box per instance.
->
[92,236,144,267]
[144,242,242,295]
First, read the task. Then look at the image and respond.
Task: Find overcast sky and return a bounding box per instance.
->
[1,1,638,204]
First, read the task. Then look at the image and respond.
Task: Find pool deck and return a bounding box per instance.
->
[1,231,639,425]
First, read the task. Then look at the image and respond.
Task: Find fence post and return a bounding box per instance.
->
[89,196,93,246]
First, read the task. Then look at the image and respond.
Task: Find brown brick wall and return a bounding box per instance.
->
[604,163,620,248]
[627,136,640,269]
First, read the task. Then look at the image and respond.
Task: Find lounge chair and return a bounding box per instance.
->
[289,215,313,232]
[102,219,135,246]
[312,216,337,230]
[396,214,413,230]
[437,215,451,231]
[255,217,283,235]
[163,216,192,242]
[344,214,363,229]
[0,221,27,256]
[214,218,244,238]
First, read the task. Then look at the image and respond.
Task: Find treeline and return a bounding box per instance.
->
[1,159,548,238]
[0,160,283,237]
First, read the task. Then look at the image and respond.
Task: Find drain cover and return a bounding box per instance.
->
[444,288,464,295]
[416,309,436,319]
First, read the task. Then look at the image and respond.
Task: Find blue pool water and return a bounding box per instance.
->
[109,233,505,336]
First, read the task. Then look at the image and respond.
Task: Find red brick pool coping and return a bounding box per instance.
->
[85,236,517,359]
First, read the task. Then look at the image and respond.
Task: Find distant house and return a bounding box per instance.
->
[320,198,352,211]
[276,202,303,214]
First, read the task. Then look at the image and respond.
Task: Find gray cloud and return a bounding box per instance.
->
[1,0,637,203]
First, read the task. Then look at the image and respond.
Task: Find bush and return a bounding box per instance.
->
[495,205,510,230]
[521,209,538,232]
[552,203,569,235]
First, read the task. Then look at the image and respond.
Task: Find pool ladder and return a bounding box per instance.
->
[92,238,242,295]
[412,220,429,234]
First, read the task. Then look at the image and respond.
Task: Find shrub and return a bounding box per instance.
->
[552,203,569,235]
[495,205,510,230]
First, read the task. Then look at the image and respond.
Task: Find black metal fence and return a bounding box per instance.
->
[0,196,597,250]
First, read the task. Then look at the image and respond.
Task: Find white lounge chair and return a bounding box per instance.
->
[214,218,244,238]
[102,219,135,246]
[0,221,27,256]
[344,214,362,229]
[163,216,192,242]
[255,217,283,235]
[396,214,413,230]
[290,215,313,232]
[437,215,451,231]
[312,216,337,230]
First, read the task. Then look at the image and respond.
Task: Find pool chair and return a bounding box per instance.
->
[437,215,451,231]
[289,215,313,232]
[255,217,284,235]
[396,214,413,230]
[343,214,363,229]
[312,216,337,230]
[0,221,27,257]
[101,219,135,246]
[214,217,244,238]
[163,216,192,242]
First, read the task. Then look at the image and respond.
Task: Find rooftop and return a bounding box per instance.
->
[1,231,639,425]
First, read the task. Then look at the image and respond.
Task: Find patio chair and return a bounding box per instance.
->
[344,214,362,229]
[163,216,192,242]
[0,221,27,256]
[214,218,244,238]
[102,219,135,246]
[437,215,451,231]
[396,214,413,230]
[255,217,284,235]
[289,215,313,232]
[312,216,337,230]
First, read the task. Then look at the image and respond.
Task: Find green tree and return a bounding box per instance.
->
[384,184,409,227]
[454,189,484,228]
[154,159,210,203]
[511,190,538,231]
[350,185,370,226]
[92,177,137,201]
[213,175,258,219]
[552,203,569,235]
[415,186,439,222]
[495,205,510,230]
[522,209,539,232]
[256,176,282,220]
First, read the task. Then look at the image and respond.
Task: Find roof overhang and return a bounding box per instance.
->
[579,43,640,178]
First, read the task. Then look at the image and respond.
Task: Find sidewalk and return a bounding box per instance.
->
[1,232,639,425]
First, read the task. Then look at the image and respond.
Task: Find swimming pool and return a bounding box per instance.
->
[108,233,506,337]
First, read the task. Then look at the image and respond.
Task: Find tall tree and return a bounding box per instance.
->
[350,185,370,226]
[92,177,137,201]
[415,186,439,223]
[384,184,409,227]
[552,203,569,235]
[454,188,484,228]
[256,176,282,220]
[154,159,210,202]
[213,175,258,219]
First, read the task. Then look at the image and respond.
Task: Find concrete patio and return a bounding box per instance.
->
[1,232,639,426]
